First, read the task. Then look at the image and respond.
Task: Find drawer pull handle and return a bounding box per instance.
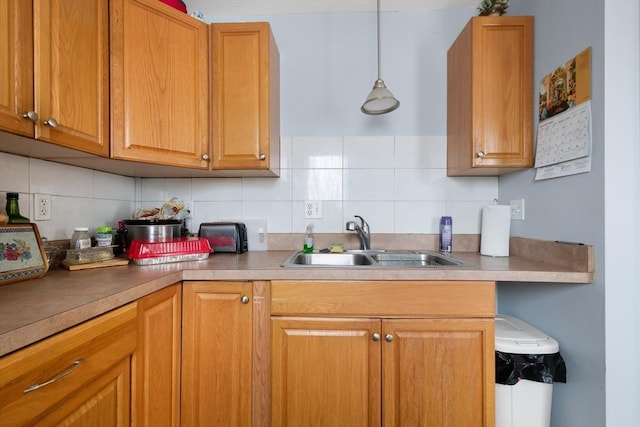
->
[23,359,84,394]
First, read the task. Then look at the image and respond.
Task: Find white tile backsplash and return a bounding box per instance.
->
[292,136,343,168]
[0,153,29,193]
[292,169,342,200]
[0,134,498,240]
[395,136,447,169]
[344,169,395,201]
[343,136,394,168]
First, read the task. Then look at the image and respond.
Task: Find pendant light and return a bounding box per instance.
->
[361,0,400,115]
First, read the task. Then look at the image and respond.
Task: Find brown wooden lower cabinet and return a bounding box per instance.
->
[134,283,182,427]
[181,281,254,426]
[270,280,496,427]
[0,303,137,426]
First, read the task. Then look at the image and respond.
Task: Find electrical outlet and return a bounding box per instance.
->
[509,198,525,220]
[34,194,52,221]
[304,200,323,219]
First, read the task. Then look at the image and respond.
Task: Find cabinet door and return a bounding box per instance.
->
[272,317,381,427]
[447,16,533,176]
[34,0,110,156]
[0,303,137,426]
[211,23,280,174]
[34,358,132,427]
[135,283,182,427]
[0,0,34,136]
[182,281,253,426]
[110,0,209,168]
[382,318,495,427]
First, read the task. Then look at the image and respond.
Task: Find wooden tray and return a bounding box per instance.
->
[62,257,129,271]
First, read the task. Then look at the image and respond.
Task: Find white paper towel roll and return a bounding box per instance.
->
[480,205,511,257]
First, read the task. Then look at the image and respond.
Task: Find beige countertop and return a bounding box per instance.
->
[0,240,594,357]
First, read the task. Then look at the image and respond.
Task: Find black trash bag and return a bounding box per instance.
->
[495,350,567,385]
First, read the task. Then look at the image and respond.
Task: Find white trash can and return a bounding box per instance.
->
[495,314,566,427]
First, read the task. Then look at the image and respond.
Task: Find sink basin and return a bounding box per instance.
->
[371,252,463,267]
[281,250,468,268]
[283,252,374,267]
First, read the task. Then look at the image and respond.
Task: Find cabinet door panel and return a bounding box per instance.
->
[111,0,209,168]
[182,281,252,426]
[34,0,109,155]
[0,304,137,426]
[211,23,280,173]
[0,0,34,136]
[135,283,181,427]
[272,317,381,427]
[382,318,495,427]
[35,358,131,427]
[472,19,532,167]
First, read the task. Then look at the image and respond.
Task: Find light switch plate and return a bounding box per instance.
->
[510,199,525,220]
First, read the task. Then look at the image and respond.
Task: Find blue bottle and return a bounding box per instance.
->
[439,216,452,253]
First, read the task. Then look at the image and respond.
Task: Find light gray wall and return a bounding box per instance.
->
[499,1,640,426]
[206,9,474,136]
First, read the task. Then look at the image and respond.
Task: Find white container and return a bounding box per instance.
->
[495,314,560,427]
[480,205,511,256]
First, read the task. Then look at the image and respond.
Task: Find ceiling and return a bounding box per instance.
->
[187,0,479,15]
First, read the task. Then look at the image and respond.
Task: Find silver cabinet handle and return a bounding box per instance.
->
[240,295,250,304]
[22,111,38,122]
[258,153,266,160]
[43,118,58,128]
[476,151,485,159]
[202,154,210,161]
[384,334,393,342]
[372,333,381,342]
[23,359,84,394]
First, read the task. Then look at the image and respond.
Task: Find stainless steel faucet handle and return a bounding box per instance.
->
[346,221,356,231]
[354,215,369,231]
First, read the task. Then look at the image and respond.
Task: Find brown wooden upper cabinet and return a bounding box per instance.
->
[447,16,533,176]
[0,0,109,156]
[210,23,281,176]
[110,0,210,169]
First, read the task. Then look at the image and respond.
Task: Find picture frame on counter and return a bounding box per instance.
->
[0,223,49,285]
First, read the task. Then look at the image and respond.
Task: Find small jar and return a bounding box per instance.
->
[96,226,113,247]
[70,227,92,250]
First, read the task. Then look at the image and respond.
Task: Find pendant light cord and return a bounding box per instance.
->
[376,0,382,80]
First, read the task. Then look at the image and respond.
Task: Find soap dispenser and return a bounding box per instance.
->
[303,224,314,253]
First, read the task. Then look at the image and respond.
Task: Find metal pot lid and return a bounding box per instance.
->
[122,219,182,225]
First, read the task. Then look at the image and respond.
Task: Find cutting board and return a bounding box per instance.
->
[62,257,129,271]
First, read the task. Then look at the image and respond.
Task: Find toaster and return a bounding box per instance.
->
[198,222,248,254]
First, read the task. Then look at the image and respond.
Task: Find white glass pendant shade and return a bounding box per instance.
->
[361,0,399,115]
[361,79,400,114]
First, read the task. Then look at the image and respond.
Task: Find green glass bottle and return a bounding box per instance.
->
[5,192,30,223]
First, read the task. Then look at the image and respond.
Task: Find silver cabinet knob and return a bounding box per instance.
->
[202,154,210,161]
[384,334,393,342]
[258,153,266,160]
[372,333,381,342]
[22,111,38,122]
[43,118,58,128]
[476,151,485,159]
[240,295,250,304]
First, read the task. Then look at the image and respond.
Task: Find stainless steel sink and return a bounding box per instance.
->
[283,252,374,266]
[281,250,468,268]
[371,252,464,267]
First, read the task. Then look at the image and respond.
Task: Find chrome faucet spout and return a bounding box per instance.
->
[346,215,371,250]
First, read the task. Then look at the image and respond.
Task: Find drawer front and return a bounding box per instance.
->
[0,303,137,425]
[271,281,495,317]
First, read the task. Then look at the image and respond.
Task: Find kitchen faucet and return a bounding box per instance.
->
[346,215,370,250]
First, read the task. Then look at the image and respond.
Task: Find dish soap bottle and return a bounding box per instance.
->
[5,192,30,223]
[303,224,314,253]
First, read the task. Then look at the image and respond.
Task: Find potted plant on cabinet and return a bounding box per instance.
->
[477,0,509,16]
